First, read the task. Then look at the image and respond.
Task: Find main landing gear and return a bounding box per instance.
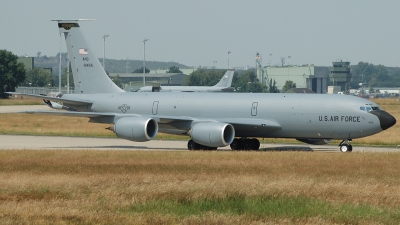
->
[339,139,353,153]
[230,138,260,151]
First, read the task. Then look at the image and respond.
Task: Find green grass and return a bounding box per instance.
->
[123,193,400,224]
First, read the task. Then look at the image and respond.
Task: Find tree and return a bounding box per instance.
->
[183,69,226,86]
[0,50,26,98]
[349,62,395,88]
[110,74,123,88]
[25,67,52,87]
[282,80,296,92]
[233,70,268,93]
[166,66,182,73]
[133,67,149,73]
[268,79,279,93]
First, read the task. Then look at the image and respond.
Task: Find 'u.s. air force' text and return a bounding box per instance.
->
[319,116,360,122]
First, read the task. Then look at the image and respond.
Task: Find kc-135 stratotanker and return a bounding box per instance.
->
[8,20,396,152]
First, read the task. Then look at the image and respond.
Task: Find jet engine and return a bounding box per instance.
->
[112,117,158,142]
[189,122,235,147]
[296,138,331,145]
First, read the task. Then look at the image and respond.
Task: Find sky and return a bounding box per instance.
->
[1,0,400,68]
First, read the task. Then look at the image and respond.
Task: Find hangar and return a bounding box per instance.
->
[256,61,352,94]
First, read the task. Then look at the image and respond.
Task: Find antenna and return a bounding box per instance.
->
[280,57,285,67]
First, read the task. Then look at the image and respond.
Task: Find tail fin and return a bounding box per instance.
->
[55,20,124,94]
[213,69,234,87]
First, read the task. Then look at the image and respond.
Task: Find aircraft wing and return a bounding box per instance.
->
[22,110,116,118]
[5,92,93,106]
[16,109,281,133]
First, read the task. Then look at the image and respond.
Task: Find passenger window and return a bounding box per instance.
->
[360,106,365,111]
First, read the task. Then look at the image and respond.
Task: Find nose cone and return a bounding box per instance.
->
[369,110,397,130]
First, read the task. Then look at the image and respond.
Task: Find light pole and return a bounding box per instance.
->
[269,54,272,78]
[143,38,149,87]
[103,34,109,71]
[269,53,272,66]
[59,33,62,93]
[227,51,231,69]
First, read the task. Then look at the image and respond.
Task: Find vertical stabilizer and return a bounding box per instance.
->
[55,20,124,94]
[213,69,234,87]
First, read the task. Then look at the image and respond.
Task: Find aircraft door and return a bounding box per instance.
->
[251,102,258,116]
[152,101,159,115]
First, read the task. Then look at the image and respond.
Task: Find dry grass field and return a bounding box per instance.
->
[1,150,400,224]
[0,98,399,224]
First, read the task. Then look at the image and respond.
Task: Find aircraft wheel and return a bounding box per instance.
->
[348,145,353,152]
[230,139,243,151]
[188,139,199,150]
[340,144,350,153]
[252,139,260,150]
[244,140,253,150]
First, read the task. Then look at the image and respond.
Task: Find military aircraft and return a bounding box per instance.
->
[136,70,235,92]
[7,20,396,152]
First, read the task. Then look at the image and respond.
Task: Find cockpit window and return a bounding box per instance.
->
[360,105,381,112]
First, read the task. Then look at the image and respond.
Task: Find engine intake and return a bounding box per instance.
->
[189,122,235,147]
[113,117,158,142]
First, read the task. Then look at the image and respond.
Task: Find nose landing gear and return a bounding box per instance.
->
[339,139,353,152]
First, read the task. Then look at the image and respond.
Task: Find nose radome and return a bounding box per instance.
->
[369,110,397,130]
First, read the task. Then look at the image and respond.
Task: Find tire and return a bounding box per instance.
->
[252,139,260,150]
[230,139,243,150]
[188,140,198,150]
[340,144,349,153]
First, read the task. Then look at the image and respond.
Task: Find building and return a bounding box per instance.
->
[257,61,352,94]
[329,61,352,92]
[257,65,330,94]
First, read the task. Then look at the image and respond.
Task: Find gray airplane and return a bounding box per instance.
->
[136,70,235,92]
[7,20,396,152]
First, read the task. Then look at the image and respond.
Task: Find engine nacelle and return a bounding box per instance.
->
[189,122,235,147]
[113,117,158,142]
[296,138,331,145]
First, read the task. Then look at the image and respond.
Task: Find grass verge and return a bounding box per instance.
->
[1,150,400,224]
[124,194,400,224]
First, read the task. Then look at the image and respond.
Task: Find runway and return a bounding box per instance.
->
[0,105,50,113]
[0,134,399,152]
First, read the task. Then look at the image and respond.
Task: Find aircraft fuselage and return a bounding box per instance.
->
[63,92,386,140]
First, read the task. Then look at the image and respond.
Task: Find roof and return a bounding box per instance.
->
[285,88,316,94]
